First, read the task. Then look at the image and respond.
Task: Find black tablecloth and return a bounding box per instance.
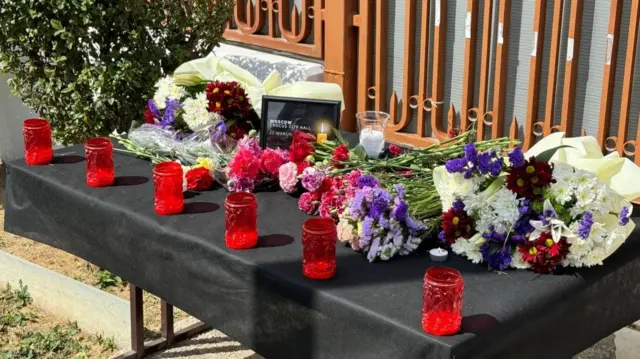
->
[4,146,640,359]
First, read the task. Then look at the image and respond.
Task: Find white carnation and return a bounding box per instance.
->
[153,76,187,109]
[182,92,219,131]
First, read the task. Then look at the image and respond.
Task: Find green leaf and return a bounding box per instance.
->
[533,145,574,163]
[332,127,347,145]
[353,144,367,160]
[50,19,63,30]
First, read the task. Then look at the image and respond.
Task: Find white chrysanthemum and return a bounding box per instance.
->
[182,92,219,131]
[474,188,520,234]
[583,247,606,267]
[510,252,530,269]
[153,76,187,109]
[439,172,483,209]
[451,237,483,264]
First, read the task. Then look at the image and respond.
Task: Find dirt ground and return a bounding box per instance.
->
[0,206,188,340]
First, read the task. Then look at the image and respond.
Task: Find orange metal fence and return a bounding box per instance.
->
[224,0,640,162]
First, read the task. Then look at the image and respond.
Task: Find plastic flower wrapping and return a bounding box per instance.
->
[433,133,639,274]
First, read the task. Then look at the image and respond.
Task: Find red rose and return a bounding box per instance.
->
[332,144,350,166]
[143,105,156,124]
[186,167,214,191]
[290,131,315,162]
[260,149,286,177]
[388,144,402,158]
[229,149,260,180]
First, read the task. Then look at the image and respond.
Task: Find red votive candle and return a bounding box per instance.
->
[422,267,464,336]
[85,137,115,187]
[23,118,53,165]
[224,192,258,249]
[153,162,184,215]
[302,218,336,279]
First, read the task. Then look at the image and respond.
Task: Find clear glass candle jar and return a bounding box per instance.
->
[153,162,184,215]
[302,217,337,279]
[356,111,390,159]
[422,267,464,336]
[85,137,115,187]
[224,192,258,249]
[23,118,53,165]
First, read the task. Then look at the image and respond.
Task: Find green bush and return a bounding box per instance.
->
[0,0,235,144]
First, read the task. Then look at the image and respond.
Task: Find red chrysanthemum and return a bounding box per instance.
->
[388,144,402,158]
[205,81,251,120]
[260,149,286,178]
[227,123,250,140]
[229,148,260,180]
[506,157,554,199]
[186,167,214,191]
[517,232,570,274]
[143,104,156,124]
[332,144,350,167]
[290,131,315,162]
[440,207,475,244]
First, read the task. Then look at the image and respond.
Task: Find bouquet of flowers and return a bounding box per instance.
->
[434,141,636,273]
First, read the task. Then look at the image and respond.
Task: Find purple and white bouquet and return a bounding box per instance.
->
[434,141,636,274]
[336,174,431,261]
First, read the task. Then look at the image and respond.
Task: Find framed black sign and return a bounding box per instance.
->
[260,95,341,149]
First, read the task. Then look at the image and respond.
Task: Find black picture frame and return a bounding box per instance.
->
[260,95,341,149]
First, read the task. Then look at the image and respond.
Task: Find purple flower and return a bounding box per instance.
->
[379,217,390,230]
[359,216,375,249]
[539,210,556,226]
[301,168,325,192]
[578,212,594,239]
[160,99,181,128]
[511,216,534,244]
[367,237,381,262]
[445,158,466,173]
[438,231,447,243]
[480,243,512,271]
[374,187,392,203]
[452,199,465,211]
[405,216,425,234]
[350,191,365,218]
[229,176,255,193]
[361,186,374,202]
[477,152,492,175]
[508,147,525,168]
[489,158,504,177]
[518,199,531,215]
[211,121,227,143]
[369,197,389,218]
[147,100,161,119]
[357,175,379,189]
[394,184,406,199]
[238,135,262,158]
[464,142,478,163]
[619,207,631,226]
[392,198,408,222]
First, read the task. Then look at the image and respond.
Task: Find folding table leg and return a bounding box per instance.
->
[161,300,175,345]
[130,285,145,359]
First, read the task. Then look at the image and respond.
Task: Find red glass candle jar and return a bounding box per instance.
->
[302,218,337,279]
[153,162,184,215]
[23,118,53,165]
[85,137,115,187]
[422,267,464,336]
[224,192,258,249]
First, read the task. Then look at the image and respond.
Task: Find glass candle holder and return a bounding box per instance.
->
[85,137,115,187]
[302,218,337,279]
[357,111,390,159]
[23,118,53,165]
[422,267,464,336]
[225,192,258,249]
[153,162,184,215]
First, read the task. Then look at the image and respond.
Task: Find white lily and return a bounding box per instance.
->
[529,199,576,243]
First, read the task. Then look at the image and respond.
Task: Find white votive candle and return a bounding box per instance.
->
[359,128,385,158]
[429,248,449,262]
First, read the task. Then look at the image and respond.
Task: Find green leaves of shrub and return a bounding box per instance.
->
[0,0,235,145]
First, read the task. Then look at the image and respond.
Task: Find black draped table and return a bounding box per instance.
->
[4,145,640,359]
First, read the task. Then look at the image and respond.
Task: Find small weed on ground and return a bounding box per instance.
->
[95,269,125,289]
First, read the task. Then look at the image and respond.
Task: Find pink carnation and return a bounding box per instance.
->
[279,162,299,193]
[298,192,316,214]
[237,135,262,158]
